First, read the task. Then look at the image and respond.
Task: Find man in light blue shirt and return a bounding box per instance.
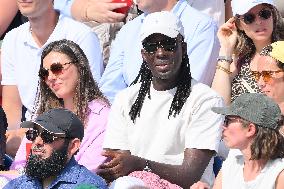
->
[99,0,220,103]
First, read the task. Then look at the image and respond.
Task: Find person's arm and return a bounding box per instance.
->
[2,86,22,131]
[1,34,24,157]
[211,17,238,105]
[276,170,284,189]
[99,25,129,103]
[0,0,18,37]
[2,86,24,157]
[98,148,215,188]
[212,170,222,189]
[71,0,127,23]
[185,16,220,86]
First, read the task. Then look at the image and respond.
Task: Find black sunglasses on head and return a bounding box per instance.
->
[38,61,73,80]
[26,128,65,144]
[142,37,178,54]
[239,8,272,25]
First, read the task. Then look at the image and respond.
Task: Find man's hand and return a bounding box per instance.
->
[97,150,143,182]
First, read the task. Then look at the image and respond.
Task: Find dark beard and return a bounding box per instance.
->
[24,142,69,180]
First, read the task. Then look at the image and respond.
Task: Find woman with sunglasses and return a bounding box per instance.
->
[10,39,110,173]
[211,0,284,105]
[253,41,284,133]
[191,93,284,189]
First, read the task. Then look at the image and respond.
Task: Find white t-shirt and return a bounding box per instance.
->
[103,79,224,186]
[1,14,103,120]
[222,153,284,189]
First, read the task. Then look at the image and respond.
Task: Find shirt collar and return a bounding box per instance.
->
[48,157,80,187]
[23,12,64,48]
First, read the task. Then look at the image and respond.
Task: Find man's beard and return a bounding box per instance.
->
[24,141,69,180]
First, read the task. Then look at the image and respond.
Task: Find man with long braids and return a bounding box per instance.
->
[98,12,224,188]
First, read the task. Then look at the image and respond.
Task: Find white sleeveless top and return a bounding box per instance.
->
[222,153,284,189]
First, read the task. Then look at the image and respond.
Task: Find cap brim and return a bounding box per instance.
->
[20,121,37,129]
[211,107,234,116]
[21,120,65,135]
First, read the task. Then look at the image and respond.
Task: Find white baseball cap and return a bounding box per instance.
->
[140,11,185,42]
[232,0,275,16]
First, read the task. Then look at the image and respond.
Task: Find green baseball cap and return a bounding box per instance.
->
[212,93,282,129]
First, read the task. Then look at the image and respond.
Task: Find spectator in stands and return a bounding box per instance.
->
[1,0,103,157]
[191,93,284,189]
[4,108,108,189]
[98,12,223,188]
[211,0,284,105]
[99,0,220,103]
[253,41,284,132]
[11,39,110,173]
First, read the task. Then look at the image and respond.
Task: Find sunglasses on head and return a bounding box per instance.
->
[38,61,73,80]
[142,38,178,54]
[26,128,65,144]
[239,9,272,25]
[251,70,284,83]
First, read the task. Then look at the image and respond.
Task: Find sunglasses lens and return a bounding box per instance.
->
[26,129,38,141]
[251,71,260,81]
[41,130,55,144]
[143,38,177,53]
[39,68,49,80]
[50,63,64,75]
[243,13,255,24]
[163,41,177,51]
[259,9,272,20]
[143,43,158,53]
[262,71,272,82]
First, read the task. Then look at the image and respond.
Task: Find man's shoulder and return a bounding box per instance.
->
[117,14,144,34]
[180,5,217,35]
[2,22,29,42]
[58,14,93,34]
[189,80,223,104]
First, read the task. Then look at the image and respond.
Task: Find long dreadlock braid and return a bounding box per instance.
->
[129,60,152,122]
[129,51,192,123]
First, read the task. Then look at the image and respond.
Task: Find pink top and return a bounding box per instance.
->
[10,100,110,172]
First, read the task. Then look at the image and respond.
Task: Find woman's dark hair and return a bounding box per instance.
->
[129,35,192,122]
[234,4,284,65]
[34,39,109,124]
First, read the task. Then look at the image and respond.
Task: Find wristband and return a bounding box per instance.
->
[217,56,233,64]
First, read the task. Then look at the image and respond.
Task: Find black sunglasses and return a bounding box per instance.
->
[38,62,73,80]
[239,9,272,25]
[223,116,242,127]
[26,128,65,144]
[142,38,178,54]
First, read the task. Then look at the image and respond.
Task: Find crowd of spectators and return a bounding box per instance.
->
[0,0,283,188]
